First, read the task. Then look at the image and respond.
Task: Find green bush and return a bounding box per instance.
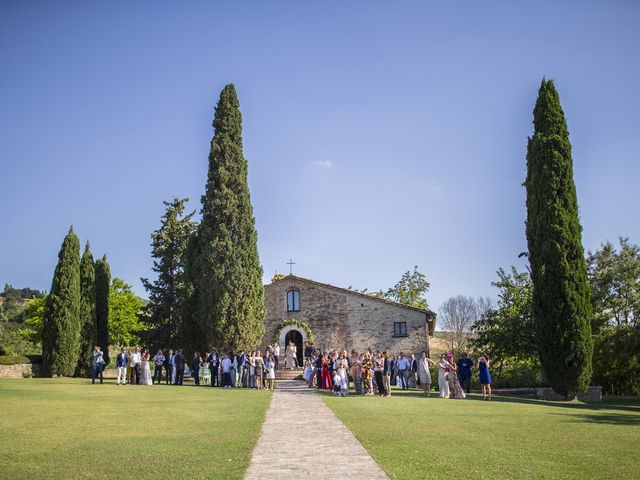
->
[593,326,640,395]
[490,358,546,389]
[0,354,31,365]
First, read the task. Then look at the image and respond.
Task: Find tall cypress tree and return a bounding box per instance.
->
[525,79,593,398]
[76,242,97,376]
[94,255,111,365]
[185,84,265,352]
[42,226,81,376]
[141,198,196,349]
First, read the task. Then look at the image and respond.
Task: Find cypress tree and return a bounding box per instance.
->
[76,242,96,376]
[141,198,196,349]
[185,84,265,352]
[94,255,111,365]
[42,226,81,376]
[525,79,593,398]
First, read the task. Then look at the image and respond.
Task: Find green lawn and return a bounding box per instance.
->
[0,378,272,480]
[322,389,640,480]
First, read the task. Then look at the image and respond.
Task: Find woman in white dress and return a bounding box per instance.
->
[417,351,435,397]
[140,349,153,385]
[336,352,349,395]
[285,342,296,369]
[437,354,450,398]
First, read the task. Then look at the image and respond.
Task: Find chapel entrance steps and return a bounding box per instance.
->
[275,367,304,380]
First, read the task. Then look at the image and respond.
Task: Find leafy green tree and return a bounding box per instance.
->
[18,295,47,346]
[525,79,593,398]
[42,226,81,376]
[109,278,146,346]
[587,238,640,331]
[384,266,430,309]
[471,267,536,371]
[94,256,111,365]
[184,84,265,352]
[141,198,196,349]
[76,242,96,375]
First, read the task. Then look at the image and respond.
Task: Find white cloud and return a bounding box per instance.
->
[310,160,334,168]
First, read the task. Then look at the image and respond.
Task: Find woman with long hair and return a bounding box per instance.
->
[361,353,373,396]
[438,354,450,398]
[447,355,466,399]
[417,351,435,397]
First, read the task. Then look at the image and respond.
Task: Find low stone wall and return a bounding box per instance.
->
[0,363,45,378]
[536,386,602,403]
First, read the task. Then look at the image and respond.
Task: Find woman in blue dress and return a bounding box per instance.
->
[478,354,492,401]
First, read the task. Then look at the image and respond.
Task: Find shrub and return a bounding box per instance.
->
[0,355,31,365]
[490,358,546,389]
[592,326,640,395]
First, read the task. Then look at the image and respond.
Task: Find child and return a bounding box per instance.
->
[333,372,343,396]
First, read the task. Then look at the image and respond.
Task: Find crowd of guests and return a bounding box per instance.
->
[93,345,283,390]
[91,342,492,400]
[301,347,492,400]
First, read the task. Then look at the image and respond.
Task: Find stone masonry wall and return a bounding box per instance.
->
[262,277,429,355]
[0,363,45,378]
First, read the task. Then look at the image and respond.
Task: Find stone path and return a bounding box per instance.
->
[244,380,388,479]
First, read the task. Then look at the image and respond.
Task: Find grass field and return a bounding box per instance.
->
[322,389,640,480]
[0,378,272,480]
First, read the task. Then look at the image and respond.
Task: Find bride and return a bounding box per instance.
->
[140,349,153,385]
[285,342,296,369]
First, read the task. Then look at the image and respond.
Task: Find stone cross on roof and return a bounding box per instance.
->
[287,258,295,275]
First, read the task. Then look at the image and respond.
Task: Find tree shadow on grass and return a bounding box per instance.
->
[475,394,640,414]
[553,412,640,426]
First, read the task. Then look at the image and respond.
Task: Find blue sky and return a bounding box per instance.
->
[1,1,639,311]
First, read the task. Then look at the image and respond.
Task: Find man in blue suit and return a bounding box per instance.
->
[174,349,185,385]
[116,347,128,385]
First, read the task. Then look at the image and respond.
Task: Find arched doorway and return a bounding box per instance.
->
[284,329,304,367]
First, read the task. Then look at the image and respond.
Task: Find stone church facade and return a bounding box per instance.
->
[261,275,436,363]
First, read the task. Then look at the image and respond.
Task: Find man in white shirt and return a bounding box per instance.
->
[130,348,142,385]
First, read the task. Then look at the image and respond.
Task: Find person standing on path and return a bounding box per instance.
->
[417,351,435,397]
[382,352,391,397]
[408,354,418,389]
[478,354,492,400]
[116,347,128,385]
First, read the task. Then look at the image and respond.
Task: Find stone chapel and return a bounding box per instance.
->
[261,275,436,365]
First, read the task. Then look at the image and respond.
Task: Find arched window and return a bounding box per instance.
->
[287,290,300,312]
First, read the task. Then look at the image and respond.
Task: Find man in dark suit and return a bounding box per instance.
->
[207,350,219,387]
[116,347,128,385]
[192,352,200,386]
[174,349,185,385]
[408,353,418,388]
[164,349,173,385]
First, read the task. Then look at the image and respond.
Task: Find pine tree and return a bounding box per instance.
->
[76,242,96,376]
[141,198,196,349]
[94,255,111,365]
[185,84,265,352]
[42,226,81,376]
[525,79,593,398]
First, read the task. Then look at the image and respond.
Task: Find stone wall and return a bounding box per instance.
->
[0,363,45,378]
[263,276,431,355]
[535,386,602,403]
